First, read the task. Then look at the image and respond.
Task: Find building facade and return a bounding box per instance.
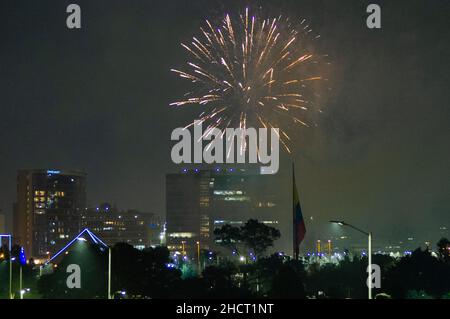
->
[166,168,280,254]
[0,212,5,234]
[13,169,86,258]
[82,203,161,249]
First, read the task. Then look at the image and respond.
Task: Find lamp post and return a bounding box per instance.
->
[181,241,186,256]
[329,220,373,299]
[19,264,22,299]
[108,247,112,299]
[20,288,30,299]
[196,241,201,272]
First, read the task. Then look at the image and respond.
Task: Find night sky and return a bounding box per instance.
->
[0,0,448,250]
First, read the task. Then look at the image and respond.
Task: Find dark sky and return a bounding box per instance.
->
[0,0,449,249]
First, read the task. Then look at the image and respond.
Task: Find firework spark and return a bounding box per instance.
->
[171,8,325,153]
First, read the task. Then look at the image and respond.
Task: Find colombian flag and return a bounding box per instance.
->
[293,165,306,259]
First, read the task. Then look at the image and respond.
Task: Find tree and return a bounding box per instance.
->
[269,263,306,298]
[406,290,433,299]
[213,224,241,254]
[214,219,280,259]
[251,254,306,298]
[37,242,182,299]
[305,254,369,299]
[113,244,181,298]
[437,238,450,263]
[240,219,281,258]
[200,249,220,268]
[252,254,285,294]
[384,247,450,298]
[37,241,108,299]
[201,262,253,298]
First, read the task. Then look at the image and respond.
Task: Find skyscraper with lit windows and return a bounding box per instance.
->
[166,167,280,254]
[13,169,86,259]
[81,202,161,249]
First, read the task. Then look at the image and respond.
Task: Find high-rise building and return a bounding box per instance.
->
[82,203,161,249]
[0,212,5,234]
[13,169,86,258]
[166,168,281,254]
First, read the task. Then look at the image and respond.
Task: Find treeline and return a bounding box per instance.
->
[1,221,449,299]
[33,240,450,299]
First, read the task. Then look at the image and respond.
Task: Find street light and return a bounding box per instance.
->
[196,241,201,272]
[20,263,22,299]
[108,247,112,299]
[181,241,186,255]
[329,220,373,299]
[20,288,30,300]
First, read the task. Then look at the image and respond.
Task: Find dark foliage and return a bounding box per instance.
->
[34,237,450,299]
[213,219,281,258]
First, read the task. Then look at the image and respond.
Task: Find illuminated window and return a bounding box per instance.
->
[168,232,197,238]
[262,220,279,224]
[199,196,210,207]
[213,190,243,196]
[223,196,250,201]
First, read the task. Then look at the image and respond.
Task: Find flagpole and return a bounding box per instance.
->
[293,162,298,261]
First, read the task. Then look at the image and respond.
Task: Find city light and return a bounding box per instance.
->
[0,1,448,303]
[330,220,346,227]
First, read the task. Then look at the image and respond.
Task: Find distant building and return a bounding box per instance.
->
[166,168,280,254]
[0,212,5,234]
[81,203,161,249]
[13,169,86,258]
[439,226,448,238]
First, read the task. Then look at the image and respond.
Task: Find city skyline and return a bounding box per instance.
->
[4,165,447,257]
[0,0,449,252]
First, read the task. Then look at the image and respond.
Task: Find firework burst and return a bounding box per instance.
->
[171,8,325,152]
